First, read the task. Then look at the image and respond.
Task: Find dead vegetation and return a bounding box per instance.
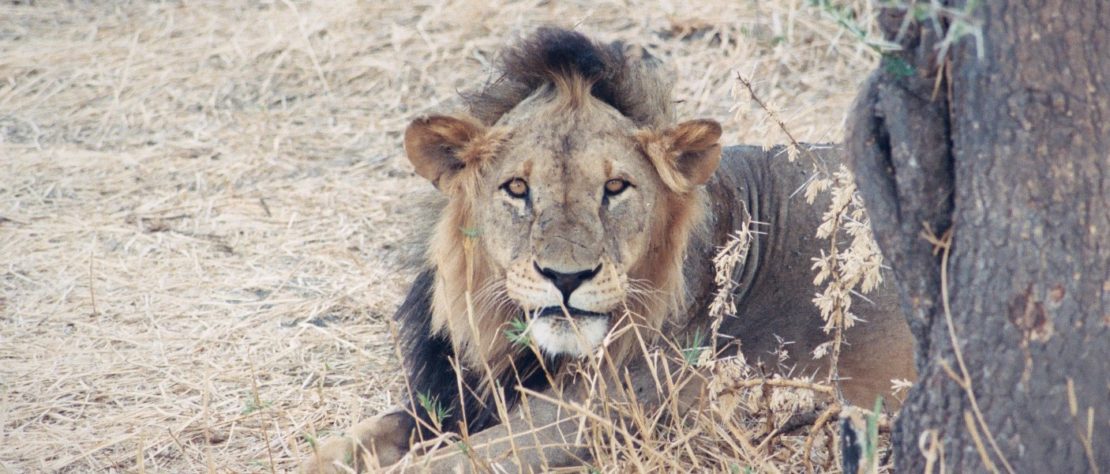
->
[1,1,886,472]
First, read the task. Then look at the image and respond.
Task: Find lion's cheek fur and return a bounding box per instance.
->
[601,196,652,268]
[484,199,530,264]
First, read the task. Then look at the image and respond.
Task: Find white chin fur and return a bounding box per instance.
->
[529,317,609,357]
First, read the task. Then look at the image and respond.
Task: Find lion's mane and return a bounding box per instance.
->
[396,28,708,438]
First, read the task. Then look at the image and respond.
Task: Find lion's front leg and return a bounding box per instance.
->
[302,409,415,474]
[396,393,585,474]
[399,360,709,473]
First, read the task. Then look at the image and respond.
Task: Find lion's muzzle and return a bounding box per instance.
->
[506,259,626,357]
[534,262,602,304]
[527,307,610,357]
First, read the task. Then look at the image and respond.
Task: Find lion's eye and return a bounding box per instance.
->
[604,179,630,196]
[502,178,529,199]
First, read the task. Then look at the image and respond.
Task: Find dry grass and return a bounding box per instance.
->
[1,1,882,472]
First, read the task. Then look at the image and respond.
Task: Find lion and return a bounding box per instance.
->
[303,28,916,473]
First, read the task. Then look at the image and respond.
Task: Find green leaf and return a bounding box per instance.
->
[882,55,915,79]
[505,317,531,347]
[865,396,884,469]
[241,398,271,415]
[460,226,481,238]
[417,392,453,430]
[682,329,707,365]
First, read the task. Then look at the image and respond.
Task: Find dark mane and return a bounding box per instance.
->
[394,27,676,439]
[504,27,614,88]
[464,27,675,128]
[396,269,562,437]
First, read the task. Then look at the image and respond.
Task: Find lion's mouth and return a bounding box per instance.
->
[531,306,609,319]
[526,307,610,357]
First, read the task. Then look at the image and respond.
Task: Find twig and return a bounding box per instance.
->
[925,224,1015,474]
[166,428,191,469]
[135,435,146,474]
[823,205,847,397]
[88,245,98,316]
[803,404,841,474]
[204,384,215,474]
[279,0,332,95]
[963,411,998,473]
[717,377,836,397]
[738,72,861,402]
[1066,378,1100,473]
[736,73,828,173]
[919,429,943,474]
[248,361,277,474]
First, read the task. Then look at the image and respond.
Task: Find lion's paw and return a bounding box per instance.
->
[301,411,412,474]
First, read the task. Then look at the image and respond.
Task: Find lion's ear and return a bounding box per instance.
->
[404,115,486,189]
[666,119,722,186]
[640,119,722,192]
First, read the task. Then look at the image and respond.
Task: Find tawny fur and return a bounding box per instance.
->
[302,27,916,474]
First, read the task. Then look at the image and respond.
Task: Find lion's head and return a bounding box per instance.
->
[403,28,721,372]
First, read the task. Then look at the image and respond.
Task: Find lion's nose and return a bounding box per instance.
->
[534,262,602,303]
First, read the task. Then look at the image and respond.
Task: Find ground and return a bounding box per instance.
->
[0,1,878,471]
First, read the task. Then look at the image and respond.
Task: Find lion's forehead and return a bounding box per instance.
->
[500,137,652,190]
[495,96,644,171]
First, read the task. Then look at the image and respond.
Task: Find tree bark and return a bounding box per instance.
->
[846,1,1109,472]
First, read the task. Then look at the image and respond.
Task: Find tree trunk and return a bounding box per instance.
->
[846,1,1108,472]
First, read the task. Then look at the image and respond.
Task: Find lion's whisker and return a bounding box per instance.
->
[624,282,664,305]
[472,278,509,308]
[472,280,501,301]
[490,293,518,318]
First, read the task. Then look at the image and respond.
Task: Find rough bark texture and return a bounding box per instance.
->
[847,1,1109,472]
